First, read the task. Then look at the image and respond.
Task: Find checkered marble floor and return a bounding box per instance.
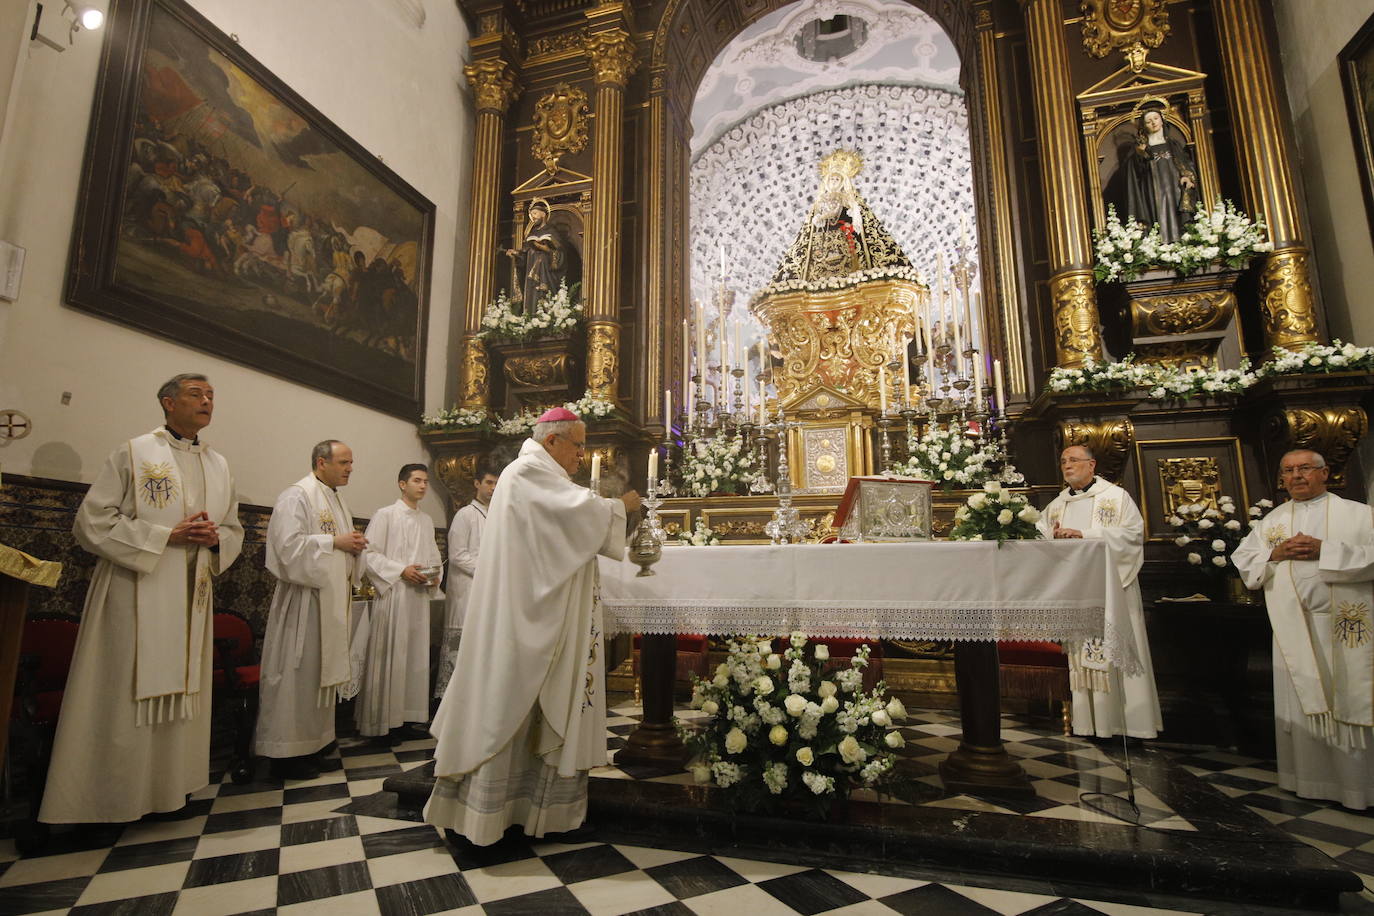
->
[3,706,1374,915]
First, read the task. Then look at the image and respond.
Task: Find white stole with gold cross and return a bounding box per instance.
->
[127,429,230,725]
[1263,495,1374,749]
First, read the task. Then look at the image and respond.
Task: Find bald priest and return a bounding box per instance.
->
[426,408,640,844]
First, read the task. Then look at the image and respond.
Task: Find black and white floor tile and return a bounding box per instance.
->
[3,705,1374,915]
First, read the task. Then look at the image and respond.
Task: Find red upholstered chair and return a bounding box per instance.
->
[998,640,1071,734]
[212,611,260,784]
[10,614,80,853]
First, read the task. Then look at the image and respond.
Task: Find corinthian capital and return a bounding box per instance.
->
[464,58,520,113]
[585,30,638,87]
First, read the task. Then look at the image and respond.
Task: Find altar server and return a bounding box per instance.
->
[435,459,499,697]
[41,374,243,823]
[1232,450,1374,809]
[1038,445,1162,739]
[357,463,444,743]
[255,440,367,780]
[425,408,640,844]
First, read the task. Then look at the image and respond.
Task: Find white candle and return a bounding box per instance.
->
[664,388,672,426]
[719,244,725,283]
[974,359,984,399]
[687,381,695,428]
[993,359,1006,413]
[681,318,689,404]
[972,292,982,352]
[758,381,767,424]
[734,320,743,374]
[757,337,766,370]
[590,453,601,490]
[648,449,658,481]
[878,365,888,414]
[963,288,975,352]
[902,337,912,402]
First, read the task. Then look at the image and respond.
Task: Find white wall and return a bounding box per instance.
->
[1272,0,1374,346]
[0,0,472,523]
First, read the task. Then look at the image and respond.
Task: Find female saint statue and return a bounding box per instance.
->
[1123,109,1198,243]
[504,198,576,313]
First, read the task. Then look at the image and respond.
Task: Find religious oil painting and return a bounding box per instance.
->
[1340,11,1374,240]
[66,0,434,418]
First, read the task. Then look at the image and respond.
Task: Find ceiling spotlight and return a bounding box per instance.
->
[78,7,104,30]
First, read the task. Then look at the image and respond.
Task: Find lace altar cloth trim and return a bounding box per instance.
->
[596,539,1142,676]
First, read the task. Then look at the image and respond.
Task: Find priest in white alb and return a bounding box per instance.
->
[358,463,443,743]
[1232,449,1374,809]
[426,408,640,845]
[255,439,367,780]
[435,458,499,697]
[1038,444,1162,739]
[41,374,243,823]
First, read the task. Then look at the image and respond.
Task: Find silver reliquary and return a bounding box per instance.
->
[833,476,933,541]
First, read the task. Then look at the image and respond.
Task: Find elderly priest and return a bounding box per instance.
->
[426,408,640,845]
[1233,449,1374,809]
[41,374,243,823]
[1037,444,1162,740]
[255,440,367,780]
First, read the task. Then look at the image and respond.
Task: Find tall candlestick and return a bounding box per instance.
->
[878,365,888,414]
[590,453,601,491]
[648,449,658,480]
[993,359,1006,413]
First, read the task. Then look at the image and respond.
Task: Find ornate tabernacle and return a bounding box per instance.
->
[834,477,934,542]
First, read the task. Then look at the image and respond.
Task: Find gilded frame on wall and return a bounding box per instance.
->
[1340,12,1374,240]
[66,0,435,418]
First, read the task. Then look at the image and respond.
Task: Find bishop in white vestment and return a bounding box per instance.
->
[255,440,367,779]
[426,410,639,844]
[358,464,443,739]
[1232,449,1374,809]
[1038,445,1162,739]
[435,466,497,697]
[41,375,243,823]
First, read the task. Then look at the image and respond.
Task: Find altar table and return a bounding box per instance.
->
[598,539,1136,795]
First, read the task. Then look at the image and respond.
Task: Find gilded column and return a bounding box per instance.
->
[458,57,519,408]
[1213,0,1319,352]
[584,28,637,401]
[975,7,1028,394]
[645,71,667,425]
[1021,0,1104,368]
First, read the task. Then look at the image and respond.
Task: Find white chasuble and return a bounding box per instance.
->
[357,500,443,735]
[1233,493,1374,808]
[255,476,362,758]
[436,499,486,697]
[1038,477,1161,739]
[425,438,626,844]
[42,430,242,823]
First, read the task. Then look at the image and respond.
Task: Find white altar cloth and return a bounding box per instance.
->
[598,540,1139,672]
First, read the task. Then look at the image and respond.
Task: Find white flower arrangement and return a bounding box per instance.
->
[1263,340,1374,376]
[478,281,583,342]
[677,519,722,546]
[679,432,759,497]
[420,406,489,431]
[756,265,926,300]
[494,409,541,438]
[1093,200,1272,283]
[1047,355,1155,394]
[891,422,1022,490]
[683,633,908,817]
[563,394,617,420]
[1170,495,1270,576]
[948,481,1042,545]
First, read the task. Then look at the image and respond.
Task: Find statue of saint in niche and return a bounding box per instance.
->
[1122,108,1198,243]
[504,198,579,313]
[767,150,912,288]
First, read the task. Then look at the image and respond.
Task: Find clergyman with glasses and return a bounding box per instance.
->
[425,407,640,846]
[1037,444,1162,741]
[1233,449,1374,810]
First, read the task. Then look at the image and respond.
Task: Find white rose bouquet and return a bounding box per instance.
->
[677,519,722,547]
[1047,357,1257,402]
[682,633,910,818]
[892,422,1023,490]
[420,406,490,432]
[948,482,1042,546]
[1168,495,1271,586]
[678,432,759,497]
[1260,340,1374,377]
[1093,199,1271,282]
[478,281,584,343]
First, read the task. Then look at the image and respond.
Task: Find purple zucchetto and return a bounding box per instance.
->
[536,407,580,423]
